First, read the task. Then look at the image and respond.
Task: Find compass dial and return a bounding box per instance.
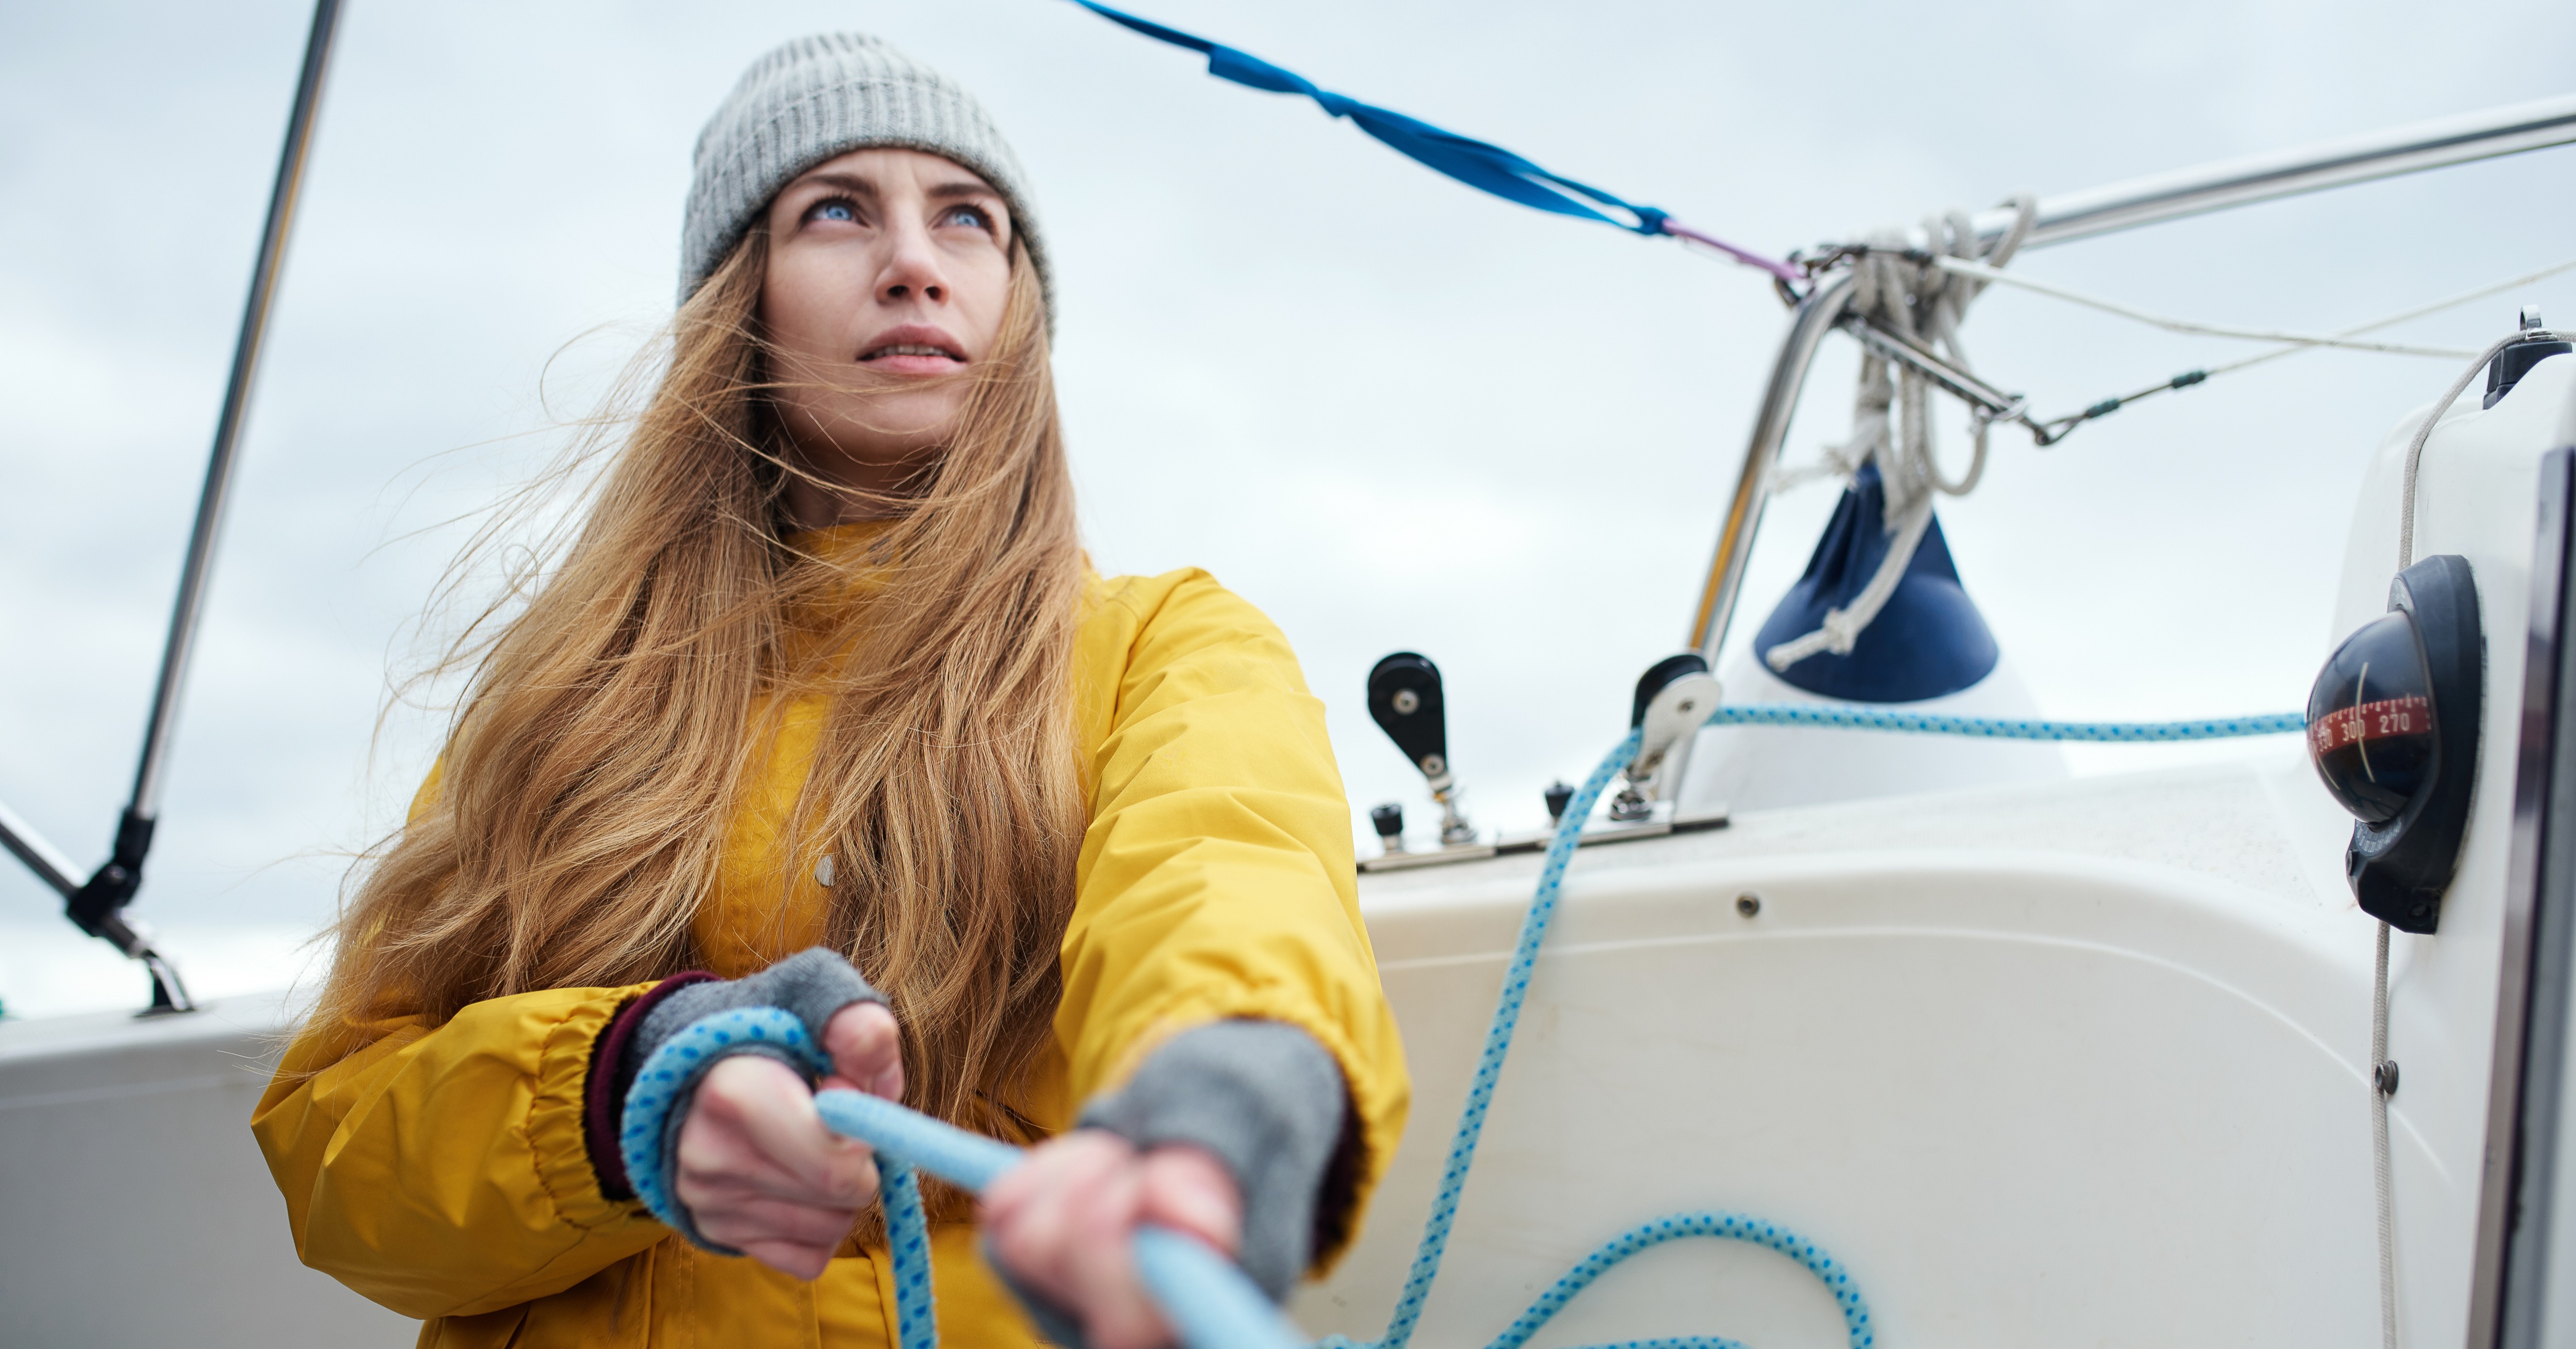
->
[2307,612,2437,824]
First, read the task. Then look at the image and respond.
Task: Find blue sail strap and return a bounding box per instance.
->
[1065,0,1669,237]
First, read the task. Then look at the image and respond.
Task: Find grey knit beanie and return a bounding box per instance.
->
[680,33,1050,313]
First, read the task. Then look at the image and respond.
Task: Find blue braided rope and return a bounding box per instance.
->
[882,1157,938,1349]
[1366,728,1645,1349]
[1706,702,2306,741]
[812,1088,1304,1349]
[621,1006,828,1232]
[622,1008,951,1349]
[1326,727,1875,1349]
[1546,1341,1748,1349]
[816,1088,1022,1190]
[1487,1212,1870,1349]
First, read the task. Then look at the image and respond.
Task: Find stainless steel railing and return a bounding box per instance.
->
[1686,92,2576,660]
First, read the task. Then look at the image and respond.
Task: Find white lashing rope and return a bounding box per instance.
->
[2399,326,2575,568]
[1935,257,2479,358]
[1762,196,2036,673]
[1759,211,2544,669]
[2361,321,2573,1343]
[2015,260,2576,440]
[2373,920,2397,1349]
[2183,257,2576,380]
[1765,254,2576,456]
[1758,507,1933,671]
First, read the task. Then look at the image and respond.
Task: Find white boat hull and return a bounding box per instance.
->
[1302,760,2381,1347]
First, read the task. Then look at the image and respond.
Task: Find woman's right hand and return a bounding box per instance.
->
[672,1001,905,1278]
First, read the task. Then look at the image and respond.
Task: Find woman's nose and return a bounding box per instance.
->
[877,222,947,306]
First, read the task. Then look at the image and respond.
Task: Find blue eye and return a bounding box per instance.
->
[941,205,993,231]
[807,198,859,224]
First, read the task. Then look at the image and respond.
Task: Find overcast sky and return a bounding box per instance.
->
[4,0,2572,1017]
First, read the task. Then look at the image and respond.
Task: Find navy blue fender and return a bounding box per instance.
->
[1753,464,2000,703]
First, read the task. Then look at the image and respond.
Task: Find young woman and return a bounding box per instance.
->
[254,33,1407,1349]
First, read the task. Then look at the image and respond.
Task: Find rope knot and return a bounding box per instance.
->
[1819,607,1863,655]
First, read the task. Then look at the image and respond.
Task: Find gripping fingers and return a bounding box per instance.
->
[1138,1146,1243,1258]
[734,1095,879,1206]
[1066,1156,1165,1349]
[825,1002,906,1101]
[986,1132,1174,1349]
[681,1060,861,1193]
[675,1056,877,1279]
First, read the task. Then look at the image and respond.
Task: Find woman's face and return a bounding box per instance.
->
[760,147,1016,489]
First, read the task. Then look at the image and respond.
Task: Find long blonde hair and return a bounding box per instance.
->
[314,223,1087,1149]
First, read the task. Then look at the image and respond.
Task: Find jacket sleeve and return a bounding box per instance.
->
[1059,570,1410,1271]
[252,983,670,1319]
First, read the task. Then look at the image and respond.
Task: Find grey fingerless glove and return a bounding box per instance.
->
[997,1019,1347,1346]
[622,947,885,1253]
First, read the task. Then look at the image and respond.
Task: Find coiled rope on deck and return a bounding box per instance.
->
[1332,702,2308,1349]
[1329,727,1875,1349]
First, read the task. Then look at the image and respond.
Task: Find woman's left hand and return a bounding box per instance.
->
[979,1129,1243,1349]
[669,1000,907,1278]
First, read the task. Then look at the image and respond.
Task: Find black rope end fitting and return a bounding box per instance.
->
[67,809,156,942]
[2171,369,2209,390]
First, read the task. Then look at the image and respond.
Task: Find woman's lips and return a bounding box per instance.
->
[858,327,967,376]
[859,347,965,375]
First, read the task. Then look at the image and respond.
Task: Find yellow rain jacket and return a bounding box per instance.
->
[255,538,1410,1348]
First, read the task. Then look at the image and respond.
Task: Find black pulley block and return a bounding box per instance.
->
[1369,652,1451,783]
[1631,652,1712,728]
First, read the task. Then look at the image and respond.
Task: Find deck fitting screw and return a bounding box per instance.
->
[1736,892,1761,918]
